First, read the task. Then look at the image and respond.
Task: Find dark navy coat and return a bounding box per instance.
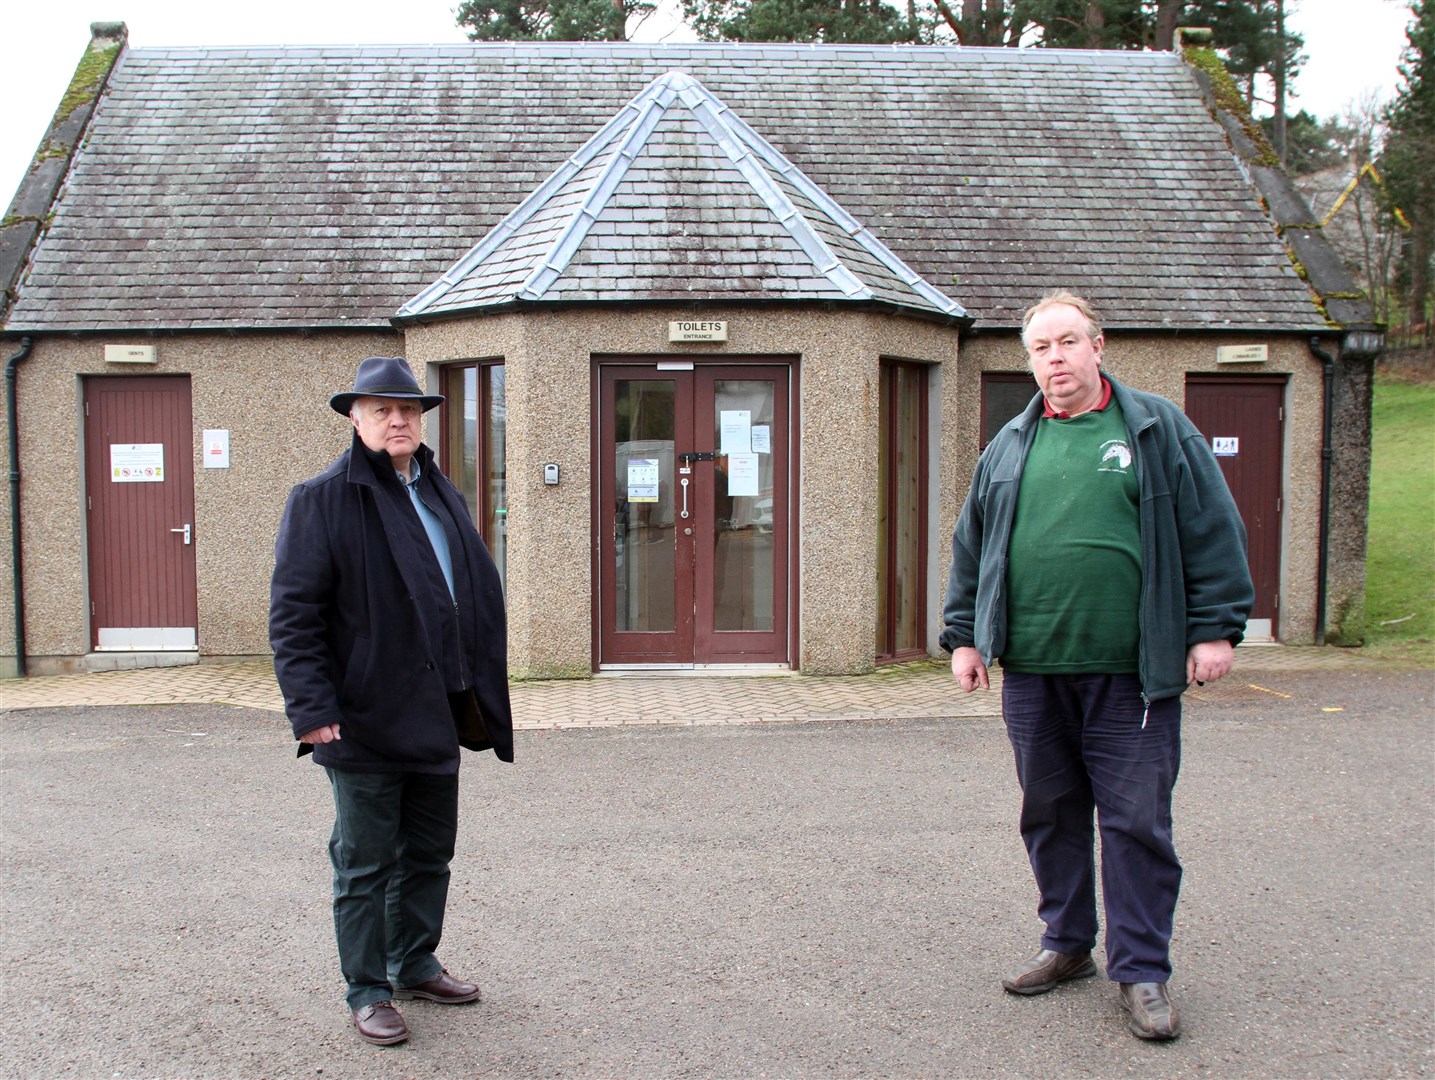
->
[269,434,513,769]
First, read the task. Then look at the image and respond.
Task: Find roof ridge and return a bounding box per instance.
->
[670,74,870,302]
[122,42,1179,64]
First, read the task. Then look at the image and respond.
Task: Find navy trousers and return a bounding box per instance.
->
[1000,673,1182,984]
[325,767,459,1010]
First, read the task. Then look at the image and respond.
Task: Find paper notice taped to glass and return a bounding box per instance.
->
[627,458,660,502]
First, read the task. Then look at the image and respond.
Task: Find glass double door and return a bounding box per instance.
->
[599,364,790,666]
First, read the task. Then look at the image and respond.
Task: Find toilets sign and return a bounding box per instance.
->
[669,320,728,342]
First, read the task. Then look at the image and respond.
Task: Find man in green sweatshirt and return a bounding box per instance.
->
[941,292,1253,1041]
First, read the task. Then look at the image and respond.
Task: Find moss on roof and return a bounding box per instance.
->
[1184,46,1280,168]
[57,43,120,124]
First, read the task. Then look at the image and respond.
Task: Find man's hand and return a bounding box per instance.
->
[951,647,990,693]
[1186,640,1234,685]
[298,724,342,745]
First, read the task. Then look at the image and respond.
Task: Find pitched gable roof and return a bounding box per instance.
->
[3,41,1328,334]
[398,71,964,322]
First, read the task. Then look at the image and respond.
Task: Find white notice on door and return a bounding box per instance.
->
[750,425,771,454]
[719,410,751,455]
[1212,437,1239,457]
[726,452,760,497]
[627,458,660,502]
[110,443,165,482]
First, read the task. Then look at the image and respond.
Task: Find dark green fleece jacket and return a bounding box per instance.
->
[940,374,1254,702]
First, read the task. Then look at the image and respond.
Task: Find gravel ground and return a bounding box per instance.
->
[2,668,1431,1079]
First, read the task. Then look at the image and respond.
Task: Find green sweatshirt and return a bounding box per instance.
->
[1001,403,1142,673]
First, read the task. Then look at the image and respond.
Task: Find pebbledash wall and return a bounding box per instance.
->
[6,332,399,666]
[2,312,1327,678]
[404,305,962,678]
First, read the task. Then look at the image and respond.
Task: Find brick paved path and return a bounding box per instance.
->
[0,646,1389,727]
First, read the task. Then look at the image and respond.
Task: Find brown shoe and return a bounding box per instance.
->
[394,968,482,1004]
[1001,948,1098,995]
[1120,981,1181,1040]
[352,1001,409,1046]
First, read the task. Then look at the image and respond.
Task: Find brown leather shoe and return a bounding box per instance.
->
[394,968,482,1004]
[1120,981,1181,1040]
[1001,947,1098,995]
[352,1001,409,1045]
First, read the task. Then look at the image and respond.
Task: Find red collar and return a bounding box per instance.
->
[1043,376,1112,419]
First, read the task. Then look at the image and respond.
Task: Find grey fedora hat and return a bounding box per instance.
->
[329,356,445,415]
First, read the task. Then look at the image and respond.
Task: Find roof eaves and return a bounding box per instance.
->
[2,318,400,336]
[395,293,973,328]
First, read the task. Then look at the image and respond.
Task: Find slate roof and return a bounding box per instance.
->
[4,41,1329,333]
[398,71,964,321]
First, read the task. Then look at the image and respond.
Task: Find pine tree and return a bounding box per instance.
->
[457,0,656,41]
[681,0,924,43]
[1381,0,1434,337]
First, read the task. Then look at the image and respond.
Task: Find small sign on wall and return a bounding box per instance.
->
[104,344,157,365]
[1216,344,1267,364]
[203,429,230,468]
[111,443,164,481]
[669,320,728,342]
[1212,437,1239,457]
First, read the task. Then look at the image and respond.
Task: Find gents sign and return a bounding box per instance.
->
[104,344,157,364]
[669,320,728,342]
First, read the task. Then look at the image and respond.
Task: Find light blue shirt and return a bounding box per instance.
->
[401,462,455,600]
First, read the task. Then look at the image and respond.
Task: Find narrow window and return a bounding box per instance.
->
[444,361,507,592]
[877,360,928,662]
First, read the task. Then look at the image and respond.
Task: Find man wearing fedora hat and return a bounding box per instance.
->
[270,355,513,1046]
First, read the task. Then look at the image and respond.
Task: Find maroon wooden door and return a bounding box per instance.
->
[692,367,791,664]
[1185,376,1285,639]
[83,376,198,650]
[597,363,791,666]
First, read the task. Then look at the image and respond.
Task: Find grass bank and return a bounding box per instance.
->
[1362,373,1434,664]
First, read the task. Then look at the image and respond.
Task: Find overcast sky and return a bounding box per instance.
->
[0,0,1416,215]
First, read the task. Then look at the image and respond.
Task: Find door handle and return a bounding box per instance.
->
[679,477,690,519]
[170,524,192,545]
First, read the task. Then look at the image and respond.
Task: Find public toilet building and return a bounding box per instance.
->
[0,28,1382,678]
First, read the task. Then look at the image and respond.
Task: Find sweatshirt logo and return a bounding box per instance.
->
[1099,439,1132,472]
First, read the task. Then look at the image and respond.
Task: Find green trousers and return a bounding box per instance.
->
[325,767,459,1009]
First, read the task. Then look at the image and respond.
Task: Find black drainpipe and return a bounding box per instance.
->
[5,336,34,676]
[1308,335,1336,644]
